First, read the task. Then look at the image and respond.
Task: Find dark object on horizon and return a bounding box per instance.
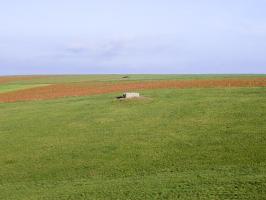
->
[122,76,129,78]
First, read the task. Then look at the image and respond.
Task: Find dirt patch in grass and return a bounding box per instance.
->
[117,96,152,102]
[0,78,266,103]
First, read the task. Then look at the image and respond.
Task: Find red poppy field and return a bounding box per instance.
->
[0,77,266,102]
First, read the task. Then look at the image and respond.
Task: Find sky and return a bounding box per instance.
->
[0,0,266,75]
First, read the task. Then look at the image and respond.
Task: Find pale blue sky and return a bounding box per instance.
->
[0,0,266,75]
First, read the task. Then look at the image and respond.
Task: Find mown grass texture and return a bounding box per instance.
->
[0,85,265,199]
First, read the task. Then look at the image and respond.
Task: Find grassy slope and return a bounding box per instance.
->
[0,85,266,199]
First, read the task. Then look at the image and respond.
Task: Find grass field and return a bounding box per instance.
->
[0,75,266,199]
[0,84,50,94]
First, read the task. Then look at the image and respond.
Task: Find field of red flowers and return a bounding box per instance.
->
[0,78,266,103]
[0,76,46,84]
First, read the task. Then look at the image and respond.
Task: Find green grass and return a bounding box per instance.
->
[0,83,265,199]
[0,84,50,93]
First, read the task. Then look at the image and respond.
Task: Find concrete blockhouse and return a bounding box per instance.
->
[123,92,140,99]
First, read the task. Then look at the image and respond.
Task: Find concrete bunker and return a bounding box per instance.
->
[123,92,140,99]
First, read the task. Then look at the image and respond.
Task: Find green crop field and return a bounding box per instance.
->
[0,75,266,199]
[0,84,50,94]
